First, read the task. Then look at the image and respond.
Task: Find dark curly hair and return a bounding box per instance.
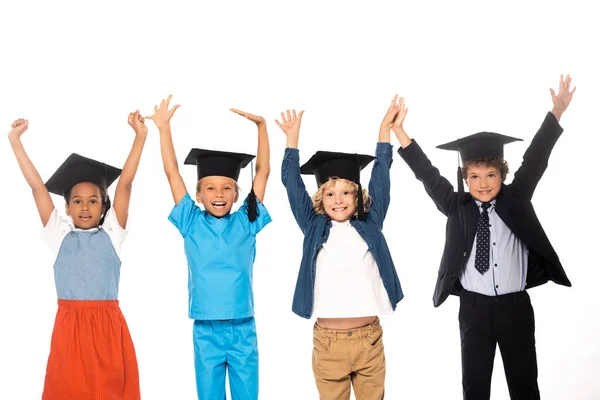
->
[461,156,509,181]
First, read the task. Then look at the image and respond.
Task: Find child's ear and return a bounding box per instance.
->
[64,203,70,216]
[196,192,203,204]
[234,192,239,203]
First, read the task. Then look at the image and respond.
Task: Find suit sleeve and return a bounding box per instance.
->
[398,140,458,216]
[511,112,564,200]
[281,148,316,235]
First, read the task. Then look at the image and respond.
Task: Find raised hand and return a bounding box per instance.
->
[381,94,401,132]
[391,96,408,134]
[230,108,266,126]
[8,118,29,141]
[127,110,148,136]
[389,97,412,149]
[146,94,180,128]
[275,109,304,149]
[550,74,576,121]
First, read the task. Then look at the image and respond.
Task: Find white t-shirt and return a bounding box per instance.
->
[312,220,394,318]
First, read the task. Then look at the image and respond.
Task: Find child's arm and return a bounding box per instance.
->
[368,95,405,227]
[230,109,270,203]
[146,95,188,205]
[276,109,316,234]
[512,74,576,200]
[8,119,55,226]
[392,100,459,216]
[112,110,148,229]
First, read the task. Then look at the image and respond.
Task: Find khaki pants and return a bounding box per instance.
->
[312,318,385,400]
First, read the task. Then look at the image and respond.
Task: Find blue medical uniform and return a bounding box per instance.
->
[169,193,271,399]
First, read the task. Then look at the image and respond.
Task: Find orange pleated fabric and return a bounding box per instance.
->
[42,300,140,400]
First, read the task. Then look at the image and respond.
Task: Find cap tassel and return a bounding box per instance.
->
[456,145,464,194]
[457,166,464,194]
[357,182,366,221]
[355,153,367,221]
[247,159,258,222]
[247,189,258,222]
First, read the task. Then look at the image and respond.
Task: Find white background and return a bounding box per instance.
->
[1,1,598,399]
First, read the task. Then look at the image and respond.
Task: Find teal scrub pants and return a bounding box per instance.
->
[193,317,258,400]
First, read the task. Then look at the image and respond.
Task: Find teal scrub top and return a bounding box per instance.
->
[169,193,272,320]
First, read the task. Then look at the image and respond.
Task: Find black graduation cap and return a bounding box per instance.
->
[184,148,258,221]
[45,153,122,196]
[184,149,255,182]
[436,132,522,193]
[300,151,375,220]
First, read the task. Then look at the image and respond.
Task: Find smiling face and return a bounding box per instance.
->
[196,176,239,217]
[319,179,358,222]
[65,182,105,229]
[465,164,504,202]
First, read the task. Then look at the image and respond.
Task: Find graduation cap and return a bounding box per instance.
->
[44,153,121,226]
[300,151,375,221]
[436,132,522,193]
[184,148,258,221]
[45,153,122,196]
[184,149,255,181]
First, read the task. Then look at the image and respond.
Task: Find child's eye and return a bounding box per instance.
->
[488,174,496,178]
[343,191,351,196]
[90,200,97,204]
[325,193,333,197]
[74,200,81,204]
[224,187,232,191]
[206,187,214,191]
[470,176,478,180]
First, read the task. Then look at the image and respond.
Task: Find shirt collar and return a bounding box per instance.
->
[331,219,351,227]
[475,198,496,211]
[204,211,232,225]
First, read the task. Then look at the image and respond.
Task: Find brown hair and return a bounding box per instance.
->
[462,156,509,181]
[311,177,371,217]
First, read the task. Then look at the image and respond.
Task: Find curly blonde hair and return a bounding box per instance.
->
[312,177,371,217]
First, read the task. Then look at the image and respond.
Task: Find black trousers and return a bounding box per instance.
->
[459,290,540,400]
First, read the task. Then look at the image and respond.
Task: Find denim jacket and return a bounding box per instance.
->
[281,142,404,319]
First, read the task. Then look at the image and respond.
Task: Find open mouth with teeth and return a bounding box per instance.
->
[79,215,93,221]
[332,207,348,212]
[212,201,227,210]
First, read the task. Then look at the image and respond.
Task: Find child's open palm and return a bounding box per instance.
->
[8,118,29,140]
[550,74,576,115]
[230,109,266,126]
[146,94,180,128]
[127,110,148,135]
[391,96,409,134]
[275,109,304,139]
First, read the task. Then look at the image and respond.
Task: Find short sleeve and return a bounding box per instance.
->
[101,208,128,256]
[168,193,201,237]
[40,209,73,261]
[237,196,272,235]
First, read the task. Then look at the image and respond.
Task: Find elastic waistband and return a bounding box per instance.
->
[460,290,530,305]
[57,299,119,308]
[314,317,381,340]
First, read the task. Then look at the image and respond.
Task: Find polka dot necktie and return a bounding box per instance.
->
[474,202,491,274]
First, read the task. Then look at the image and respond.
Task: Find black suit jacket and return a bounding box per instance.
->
[399,112,571,307]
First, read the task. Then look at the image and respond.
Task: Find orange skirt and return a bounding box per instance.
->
[42,300,140,400]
